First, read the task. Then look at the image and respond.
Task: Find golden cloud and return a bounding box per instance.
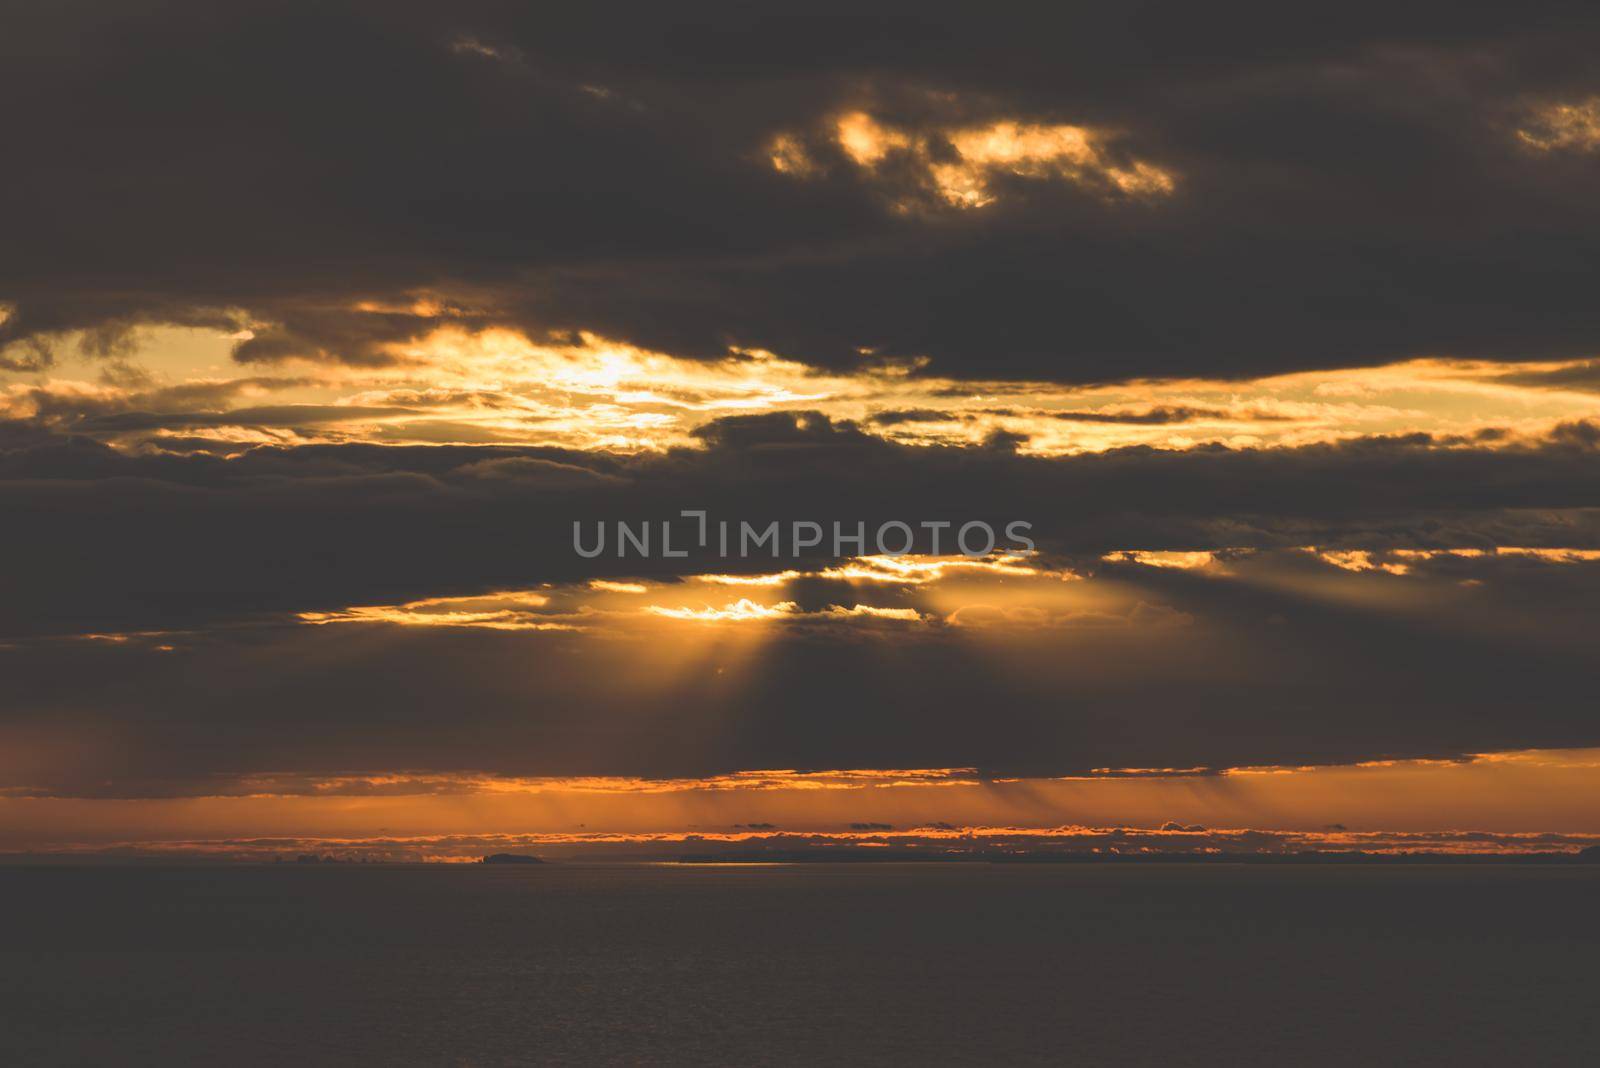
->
[772,111,1176,210]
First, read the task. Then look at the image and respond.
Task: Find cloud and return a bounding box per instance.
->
[768,110,1176,210]
[6,410,1600,641]
[10,5,1600,382]
[1517,98,1600,151]
[1496,360,1600,392]
[6,407,1600,791]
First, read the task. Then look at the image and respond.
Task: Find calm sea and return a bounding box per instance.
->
[2,863,1595,1065]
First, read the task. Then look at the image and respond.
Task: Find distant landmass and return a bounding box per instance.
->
[676,849,1600,865]
[481,853,546,865]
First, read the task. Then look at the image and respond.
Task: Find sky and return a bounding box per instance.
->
[5,2,1600,860]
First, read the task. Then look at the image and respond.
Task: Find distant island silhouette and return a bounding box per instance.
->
[481,853,546,865]
[674,848,1600,865]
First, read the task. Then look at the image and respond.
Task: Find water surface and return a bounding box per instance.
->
[2,863,1595,1065]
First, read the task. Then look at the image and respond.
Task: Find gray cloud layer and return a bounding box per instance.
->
[8,2,1600,380]
[4,412,1600,791]
[3,412,1600,636]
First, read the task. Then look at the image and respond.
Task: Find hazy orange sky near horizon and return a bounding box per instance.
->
[6,749,1600,860]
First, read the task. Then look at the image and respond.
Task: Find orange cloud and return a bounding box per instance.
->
[775,111,1176,210]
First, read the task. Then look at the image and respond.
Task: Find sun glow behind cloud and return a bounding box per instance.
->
[780,111,1176,209]
[11,324,1600,459]
[1518,98,1600,151]
[265,544,1600,656]
[279,554,1110,641]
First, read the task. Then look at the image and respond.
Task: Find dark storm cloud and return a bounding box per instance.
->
[6,409,1600,640]
[11,378,319,421]
[1044,408,1233,426]
[868,409,961,426]
[5,539,1600,795]
[9,2,1600,380]
[870,406,1273,426]
[5,409,1600,794]
[1496,360,1600,392]
[71,404,421,433]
